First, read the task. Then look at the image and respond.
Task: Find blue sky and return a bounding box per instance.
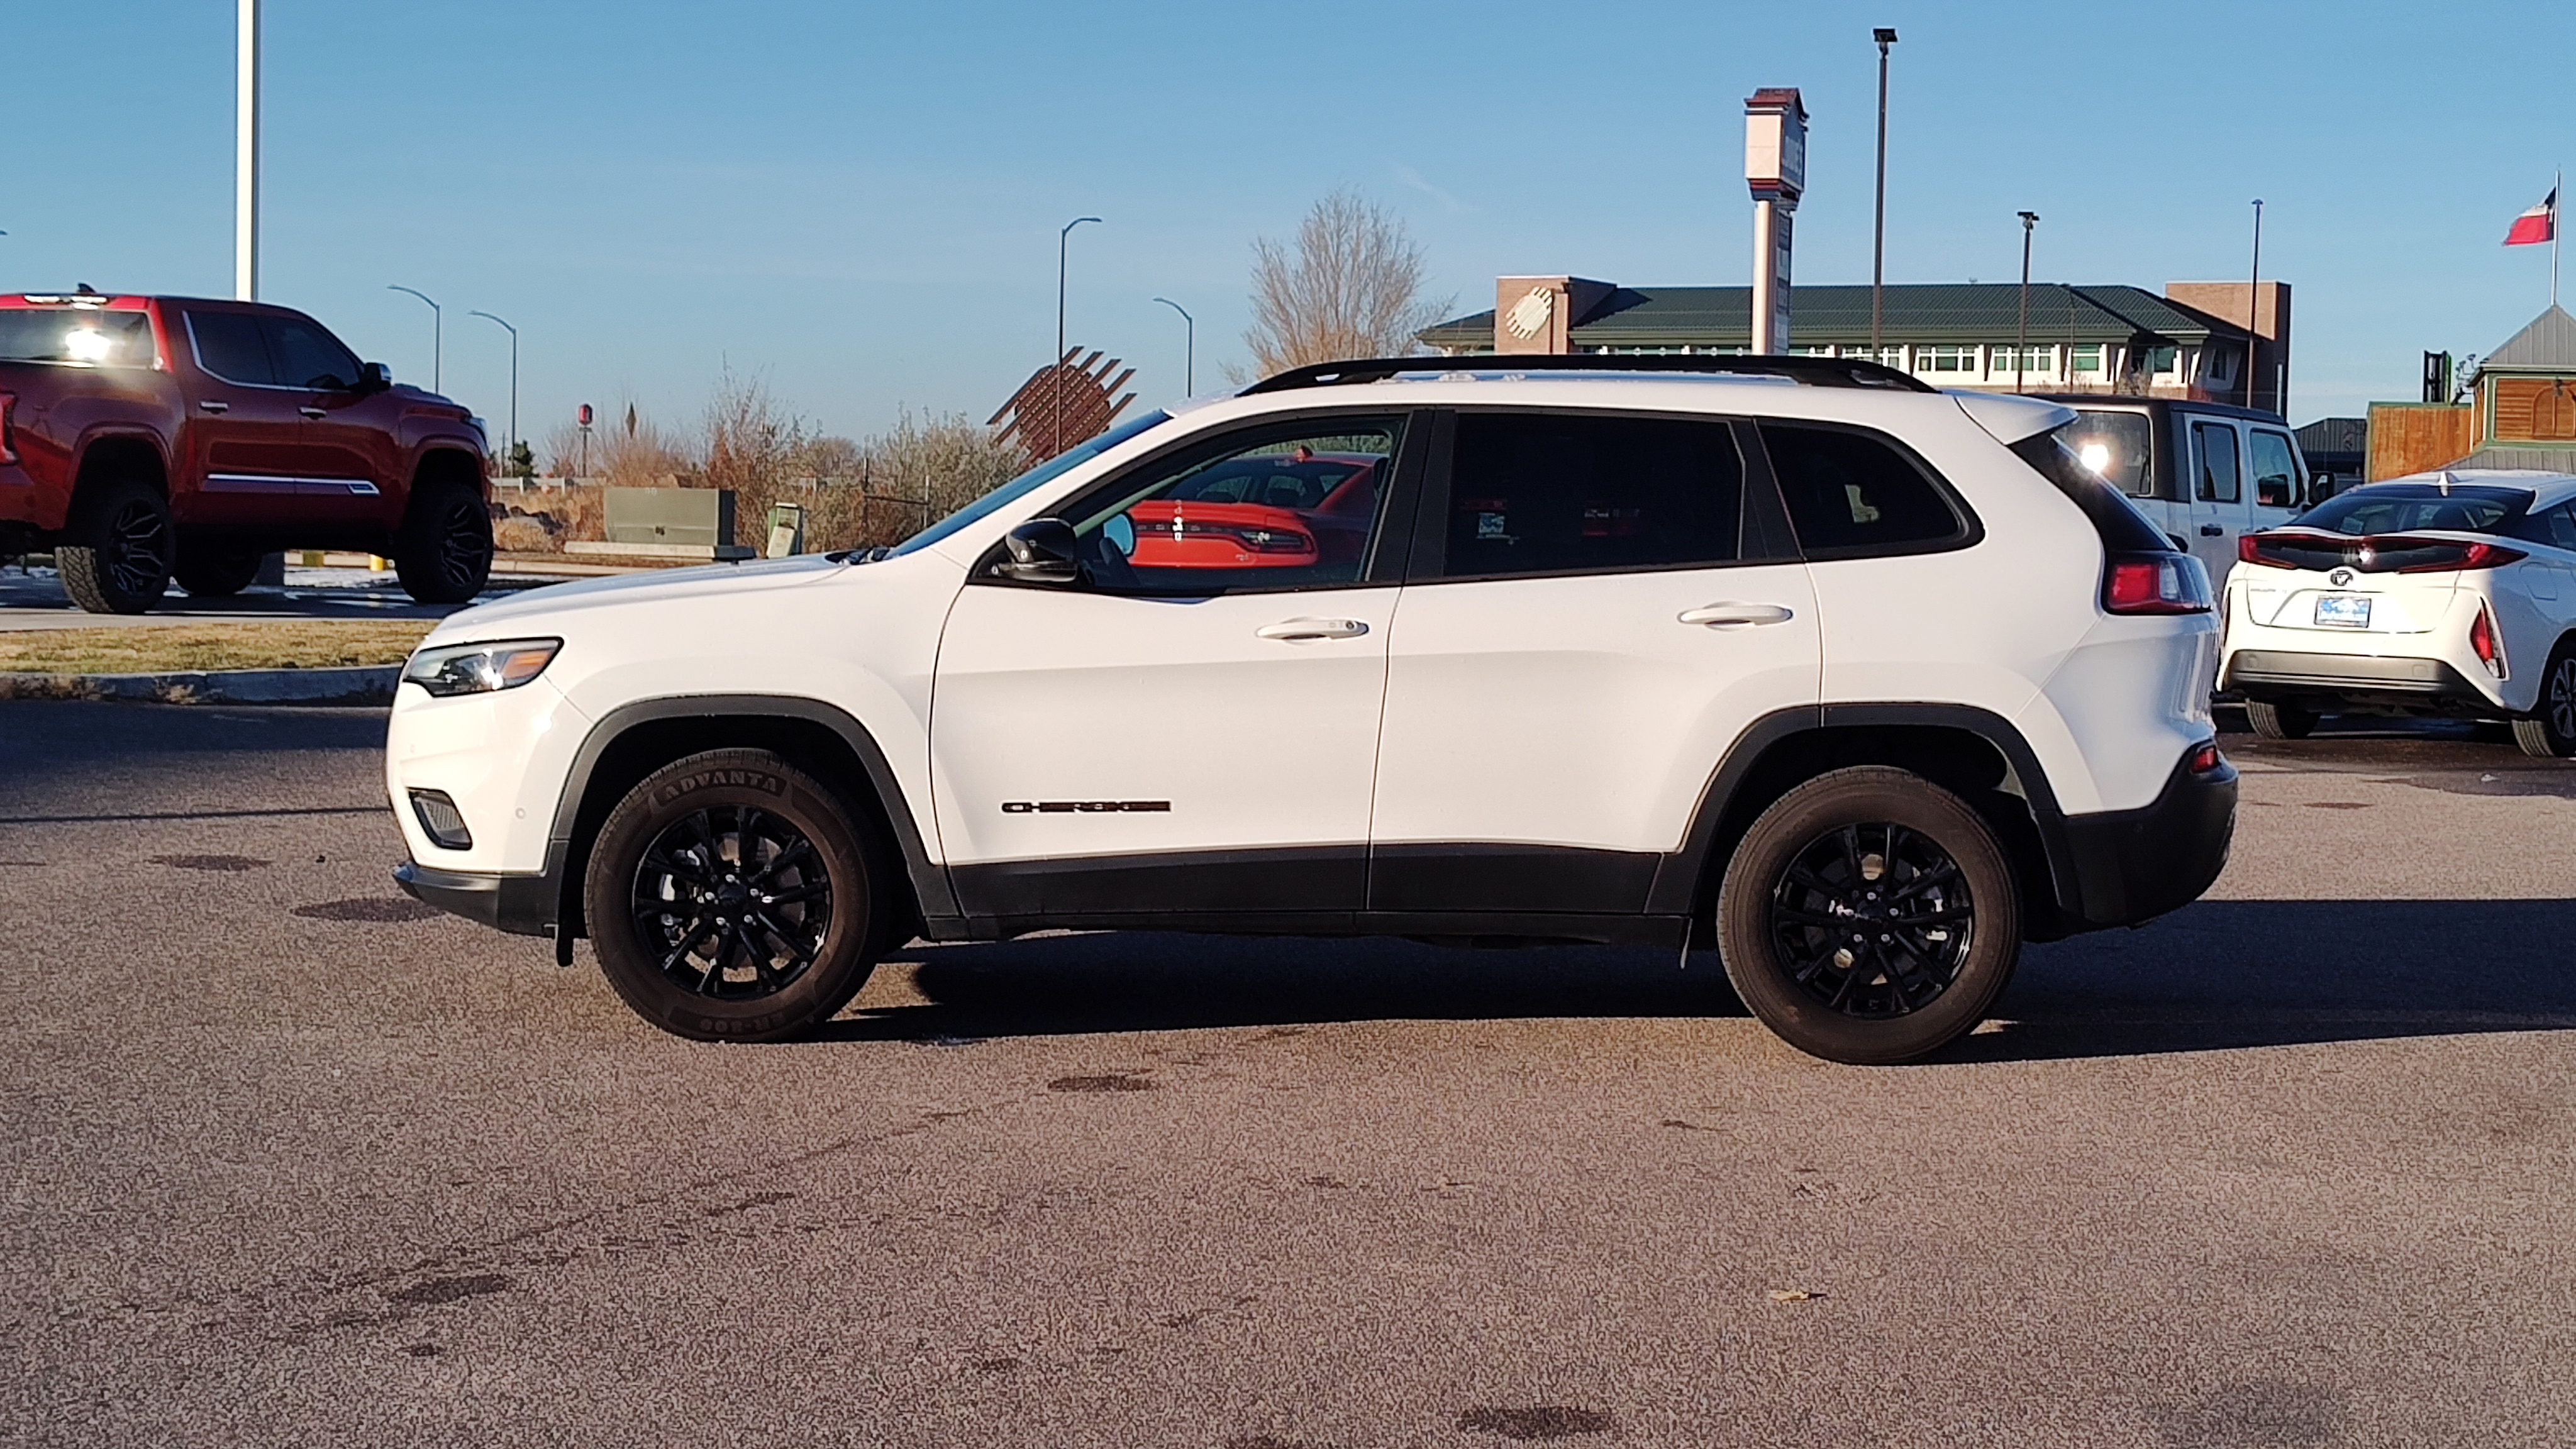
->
[8,1,2570,443]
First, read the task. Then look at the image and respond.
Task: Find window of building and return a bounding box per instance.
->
[1990,345,2055,377]
[2142,346,2181,377]
[1759,423,1970,556]
[2070,345,2104,374]
[1918,346,1974,374]
[1439,413,1746,578]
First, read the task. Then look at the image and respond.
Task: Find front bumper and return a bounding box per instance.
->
[2055,745,2238,930]
[394,859,557,937]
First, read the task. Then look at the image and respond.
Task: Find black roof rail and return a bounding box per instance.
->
[1239,352,1938,396]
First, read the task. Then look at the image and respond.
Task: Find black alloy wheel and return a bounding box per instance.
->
[1767,822,1974,1019]
[2513,645,2576,758]
[57,478,173,614]
[1717,767,2022,1065]
[585,748,891,1041]
[394,482,494,604]
[631,804,833,1000]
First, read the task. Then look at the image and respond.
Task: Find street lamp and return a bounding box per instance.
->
[1053,216,1101,457]
[1152,296,1194,396]
[1872,26,1897,356]
[2248,198,2265,411]
[468,310,518,460]
[387,285,440,392]
[2015,211,2039,395]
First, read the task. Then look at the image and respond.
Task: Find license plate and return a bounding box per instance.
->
[2314,594,2372,628]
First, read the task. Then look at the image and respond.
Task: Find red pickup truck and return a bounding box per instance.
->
[0,291,491,613]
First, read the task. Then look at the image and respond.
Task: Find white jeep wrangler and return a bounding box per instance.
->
[389,355,2235,1063]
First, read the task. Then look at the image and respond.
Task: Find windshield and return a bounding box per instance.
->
[889,411,1172,558]
[2065,409,2155,497]
[0,308,156,367]
[2293,482,2527,536]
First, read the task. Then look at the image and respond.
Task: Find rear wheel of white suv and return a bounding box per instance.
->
[2512,643,2576,758]
[584,748,888,1041]
[1716,767,2021,1065]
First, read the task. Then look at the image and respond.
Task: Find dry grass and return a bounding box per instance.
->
[0,621,436,675]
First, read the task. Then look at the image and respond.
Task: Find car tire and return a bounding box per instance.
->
[2512,643,2576,758]
[172,539,265,598]
[57,477,173,615]
[2245,700,2316,740]
[584,748,892,1042]
[1716,766,2021,1065]
[392,481,493,605]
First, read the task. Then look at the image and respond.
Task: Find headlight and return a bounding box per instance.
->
[402,638,562,696]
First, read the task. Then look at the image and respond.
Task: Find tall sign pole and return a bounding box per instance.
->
[1745,88,1807,355]
[236,0,260,300]
[1871,30,1896,357]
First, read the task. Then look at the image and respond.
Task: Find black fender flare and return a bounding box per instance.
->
[545,693,955,936]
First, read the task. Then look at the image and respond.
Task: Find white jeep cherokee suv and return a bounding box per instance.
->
[388,355,2236,1064]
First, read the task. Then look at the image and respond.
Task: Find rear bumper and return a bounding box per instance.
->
[2223,648,2493,708]
[2055,746,2237,930]
[394,859,557,937]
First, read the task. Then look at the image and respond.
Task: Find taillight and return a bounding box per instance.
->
[2238,533,2291,569]
[2188,741,2224,775]
[2104,552,2213,615]
[2469,601,2506,679]
[2238,528,2523,573]
[0,391,16,466]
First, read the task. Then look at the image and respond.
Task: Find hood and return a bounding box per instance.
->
[427,553,844,640]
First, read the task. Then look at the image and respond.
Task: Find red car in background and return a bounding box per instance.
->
[0,291,491,613]
[1122,448,1380,571]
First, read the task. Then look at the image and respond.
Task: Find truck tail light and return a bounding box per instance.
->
[0,392,16,466]
[2104,552,2214,615]
[2469,601,2506,679]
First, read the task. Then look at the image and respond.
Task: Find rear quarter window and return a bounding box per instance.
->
[1758,423,1974,557]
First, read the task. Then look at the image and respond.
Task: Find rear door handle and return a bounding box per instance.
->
[2199,524,2225,536]
[1256,618,1369,642]
[197,400,229,414]
[1678,602,1795,628]
[299,406,328,419]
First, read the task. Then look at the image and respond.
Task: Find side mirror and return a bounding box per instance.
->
[996,518,1082,584]
[358,361,394,395]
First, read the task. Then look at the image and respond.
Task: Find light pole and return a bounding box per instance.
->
[1872,27,1897,357]
[1152,296,1194,396]
[1053,216,1101,457]
[2015,211,2038,395]
[236,0,260,299]
[469,310,518,458]
[2247,198,2265,411]
[388,286,440,392]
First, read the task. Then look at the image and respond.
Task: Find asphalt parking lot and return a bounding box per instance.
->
[3,704,2572,1447]
[0,560,589,631]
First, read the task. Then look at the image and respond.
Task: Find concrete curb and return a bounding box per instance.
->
[0,665,397,707]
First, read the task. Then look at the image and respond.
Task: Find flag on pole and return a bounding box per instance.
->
[2506,188,2557,246]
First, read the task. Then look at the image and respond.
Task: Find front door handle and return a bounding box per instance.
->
[2199,524,2225,536]
[1678,602,1796,628]
[197,400,229,414]
[1256,617,1369,642]
[299,406,328,419]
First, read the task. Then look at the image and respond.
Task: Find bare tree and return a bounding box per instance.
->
[1240,189,1450,378]
[805,409,1031,553]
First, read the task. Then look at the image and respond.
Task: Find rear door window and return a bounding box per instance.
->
[1437,412,1747,578]
[2065,409,2155,498]
[186,310,275,386]
[2190,419,2243,503]
[1759,423,1970,556]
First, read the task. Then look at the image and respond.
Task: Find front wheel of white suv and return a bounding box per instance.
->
[1716,767,2022,1065]
[2512,645,2576,758]
[584,748,891,1041]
